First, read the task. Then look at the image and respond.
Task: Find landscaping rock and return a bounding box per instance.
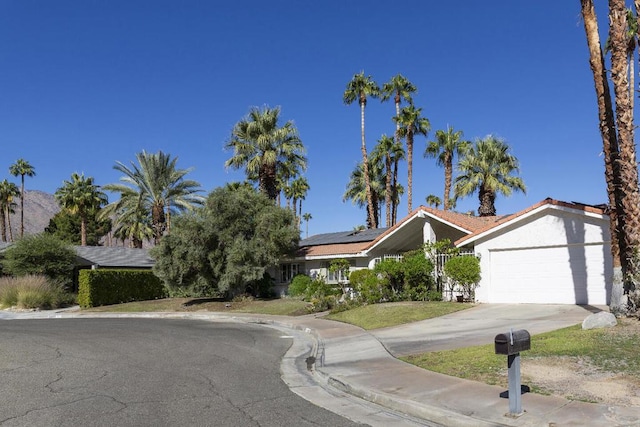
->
[582,311,617,330]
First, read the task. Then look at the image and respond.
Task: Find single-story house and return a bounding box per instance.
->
[278,198,612,305]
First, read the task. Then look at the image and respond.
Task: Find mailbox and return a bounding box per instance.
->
[494,329,530,355]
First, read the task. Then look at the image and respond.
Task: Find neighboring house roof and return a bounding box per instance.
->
[454,198,609,247]
[296,228,387,259]
[74,246,155,268]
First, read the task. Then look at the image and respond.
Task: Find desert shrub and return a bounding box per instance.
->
[0,275,74,309]
[288,274,312,297]
[2,234,76,289]
[444,255,481,299]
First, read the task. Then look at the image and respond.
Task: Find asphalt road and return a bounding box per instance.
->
[0,318,363,427]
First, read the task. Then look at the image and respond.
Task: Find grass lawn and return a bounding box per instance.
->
[86,297,311,316]
[325,301,471,330]
[401,320,640,392]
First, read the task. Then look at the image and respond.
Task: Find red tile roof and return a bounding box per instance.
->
[296,242,369,257]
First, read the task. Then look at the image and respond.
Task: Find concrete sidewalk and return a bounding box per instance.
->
[4,306,640,426]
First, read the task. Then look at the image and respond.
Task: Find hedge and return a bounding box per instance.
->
[78,269,167,308]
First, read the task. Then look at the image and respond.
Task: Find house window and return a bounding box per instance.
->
[323,260,354,282]
[280,263,300,283]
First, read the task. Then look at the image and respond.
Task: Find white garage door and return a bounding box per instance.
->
[489,244,609,305]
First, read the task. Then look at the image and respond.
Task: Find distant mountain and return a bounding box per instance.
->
[6,190,60,238]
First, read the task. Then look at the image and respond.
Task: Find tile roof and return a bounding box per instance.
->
[297,242,370,257]
[454,198,608,246]
[74,246,155,268]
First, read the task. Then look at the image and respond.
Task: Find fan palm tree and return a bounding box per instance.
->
[343,160,385,229]
[425,195,442,209]
[343,71,380,228]
[580,0,629,311]
[372,134,395,227]
[454,136,526,217]
[425,126,470,210]
[9,158,35,238]
[0,180,20,242]
[382,74,417,155]
[290,176,310,222]
[226,106,306,201]
[395,105,430,213]
[389,138,405,225]
[55,173,108,246]
[103,150,204,245]
[302,212,312,238]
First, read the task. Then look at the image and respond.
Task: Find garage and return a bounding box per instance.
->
[488,244,611,305]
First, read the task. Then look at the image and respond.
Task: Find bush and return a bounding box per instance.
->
[444,255,481,299]
[288,274,312,297]
[78,269,167,308]
[0,275,75,309]
[2,234,76,288]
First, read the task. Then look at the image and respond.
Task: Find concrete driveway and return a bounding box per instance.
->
[370,304,603,357]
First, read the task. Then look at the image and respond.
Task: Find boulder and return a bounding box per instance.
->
[582,311,617,330]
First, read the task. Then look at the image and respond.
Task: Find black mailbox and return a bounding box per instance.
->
[494,329,530,355]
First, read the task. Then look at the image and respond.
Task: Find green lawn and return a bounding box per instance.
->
[401,320,640,391]
[325,301,471,330]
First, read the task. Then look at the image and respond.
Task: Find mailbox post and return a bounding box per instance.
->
[494,329,530,416]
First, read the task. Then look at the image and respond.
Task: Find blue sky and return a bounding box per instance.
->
[0,1,620,235]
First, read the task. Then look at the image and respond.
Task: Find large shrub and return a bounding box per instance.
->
[78,269,166,308]
[372,251,436,302]
[444,255,481,300]
[0,275,74,309]
[288,274,312,297]
[2,234,76,288]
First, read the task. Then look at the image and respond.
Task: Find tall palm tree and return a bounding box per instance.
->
[425,126,470,210]
[54,173,108,246]
[9,158,35,238]
[343,160,385,229]
[343,71,380,229]
[395,105,430,213]
[389,138,405,225]
[0,180,20,242]
[302,212,312,238]
[102,150,204,245]
[290,176,310,221]
[454,136,526,217]
[382,74,417,146]
[425,195,442,209]
[225,106,306,201]
[580,0,629,313]
[372,134,395,227]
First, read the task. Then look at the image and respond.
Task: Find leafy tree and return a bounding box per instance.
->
[0,179,20,242]
[54,173,108,246]
[425,126,470,210]
[9,158,35,238]
[454,136,526,216]
[343,71,380,228]
[394,105,430,213]
[225,106,307,201]
[151,185,299,297]
[444,255,481,300]
[102,150,204,244]
[45,209,111,246]
[2,234,76,288]
[328,258,351,295]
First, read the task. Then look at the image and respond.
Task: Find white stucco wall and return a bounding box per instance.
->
[470,207,612,305]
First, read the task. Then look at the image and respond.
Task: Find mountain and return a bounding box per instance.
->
[5,190,60,238]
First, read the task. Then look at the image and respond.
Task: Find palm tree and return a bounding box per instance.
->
[454,136,526,217]
[425,195,442,209]
[425,126,470,210]
[580,0,633,313]
[103,150,204,245]
[395,105,430,213]
[225,106,306,201]
[290,176,310,222]
[0,180,20,242]
[55,173,108,246]
[9,158,35,238]
[372,134,395,227]
[302,212,312,238]
[389,138,405,225]
[343,71,380,229]
[343,160,385,229]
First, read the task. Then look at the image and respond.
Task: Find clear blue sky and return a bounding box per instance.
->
[0,1,619,235]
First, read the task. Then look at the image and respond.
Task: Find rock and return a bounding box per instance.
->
[582,311,617,330]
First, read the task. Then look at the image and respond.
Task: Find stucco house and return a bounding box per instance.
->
[277,198,612,305]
